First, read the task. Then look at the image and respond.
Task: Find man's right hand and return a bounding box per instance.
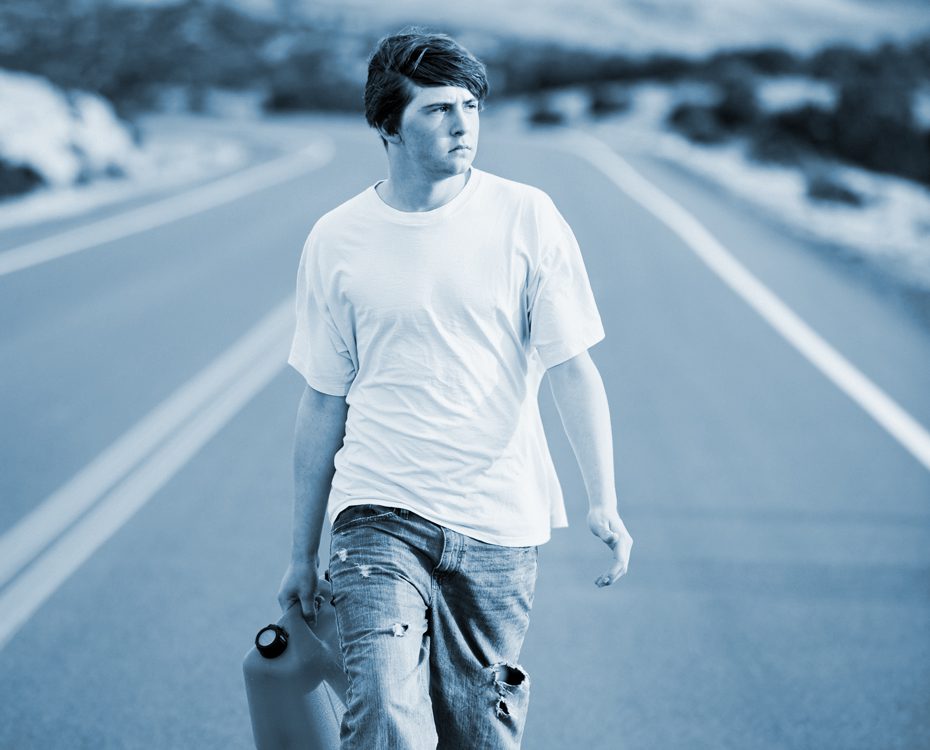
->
[277,558,320,625]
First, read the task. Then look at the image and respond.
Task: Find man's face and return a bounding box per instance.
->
[391,83,480,178]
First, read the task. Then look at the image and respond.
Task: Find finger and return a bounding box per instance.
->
[591,522,618,545]
[301,604,318,626]
[299,593,318,624]
[595,559,629,587]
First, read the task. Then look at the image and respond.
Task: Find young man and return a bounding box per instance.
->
[278,29,633,750]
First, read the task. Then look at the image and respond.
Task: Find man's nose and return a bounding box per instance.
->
[449,105,468,135]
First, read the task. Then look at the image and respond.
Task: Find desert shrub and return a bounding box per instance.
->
[263,40,366,112]
[587,83,632,117]
[805,172,863,206]
[631,54,693,83]
[667,103,729,143]
[713,72,759,129]
[0,159,43,197]
[527,96,567,126]
[737,47,801,76]
[768,105,836,149]
[667,65,759,142]
[747,104,835,163]
[659,36,930,188]
[831,74,929,183]
[496,41,618,93]
[807,43,863,82]
[806,38,930,87]
[704,47,800,78]
[0,0,278,113]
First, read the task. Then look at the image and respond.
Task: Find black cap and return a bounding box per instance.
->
[255,624,288,659]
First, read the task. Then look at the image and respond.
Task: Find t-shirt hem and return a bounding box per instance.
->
[287,357,351,396]
[538,327,606,370]
[328,498,551,547]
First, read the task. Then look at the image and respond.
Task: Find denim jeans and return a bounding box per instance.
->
[328,503,539,750]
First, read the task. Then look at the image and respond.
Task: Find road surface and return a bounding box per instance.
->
[1,113,928,749]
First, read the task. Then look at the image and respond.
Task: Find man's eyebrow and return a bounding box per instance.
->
[421,97,478,110]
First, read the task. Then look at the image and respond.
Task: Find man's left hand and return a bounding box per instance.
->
[587,507,633,587]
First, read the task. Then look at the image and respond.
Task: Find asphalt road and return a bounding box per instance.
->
[1,113,928,749]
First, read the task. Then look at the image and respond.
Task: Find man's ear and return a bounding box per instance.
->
[378,124,403,146]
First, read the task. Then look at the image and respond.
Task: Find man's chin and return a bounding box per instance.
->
[447,154,475,173]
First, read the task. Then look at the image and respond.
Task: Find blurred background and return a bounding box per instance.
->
[2,0,930,281]
[1,1,930,748]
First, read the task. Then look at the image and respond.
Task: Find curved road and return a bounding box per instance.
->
[0,113,928,749]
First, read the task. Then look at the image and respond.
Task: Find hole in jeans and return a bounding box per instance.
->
[489,661,528,721]
[492,662,527,687]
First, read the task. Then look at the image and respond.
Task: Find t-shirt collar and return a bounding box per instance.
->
[368,167,483,225]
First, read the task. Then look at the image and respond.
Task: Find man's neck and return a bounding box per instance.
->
[376,168,471,213]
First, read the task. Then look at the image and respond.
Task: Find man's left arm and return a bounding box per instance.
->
[547,350,633,587]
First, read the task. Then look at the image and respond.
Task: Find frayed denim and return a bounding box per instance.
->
[328,504,538,750]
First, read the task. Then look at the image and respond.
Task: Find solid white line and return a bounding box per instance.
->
[558,129,930,473]
[0,314,292,651]
[0,140,334,277]
[0,297,294,590]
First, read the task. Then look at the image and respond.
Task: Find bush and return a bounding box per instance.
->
[704,48,797,78]
[587,83,632,117]
[0,159,43,197]
[630,54,693,83]
[746,104,834,164]
[805,171,863,206]
[667,68,760,142]
[662,36,930,188]
[264,48,364,112]
[744,66,930,186]
[832,74,930,183]
[0,0,278,113]
[713,73,759,129]
[527,96,567,126]
[667,103,729,143]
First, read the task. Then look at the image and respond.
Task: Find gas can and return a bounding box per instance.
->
[242,580,348,749]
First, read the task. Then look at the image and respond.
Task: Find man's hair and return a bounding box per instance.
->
[364,28,489,146]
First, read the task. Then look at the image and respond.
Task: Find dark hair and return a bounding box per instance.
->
[364,28,489,146]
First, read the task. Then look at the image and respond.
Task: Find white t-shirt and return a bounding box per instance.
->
[287,166,605,546]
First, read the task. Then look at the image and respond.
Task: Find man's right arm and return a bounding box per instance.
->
[277,384,349,621]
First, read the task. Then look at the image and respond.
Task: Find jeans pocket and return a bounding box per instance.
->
[331,503,397,535]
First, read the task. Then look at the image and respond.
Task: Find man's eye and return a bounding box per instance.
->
[466,102,478,109]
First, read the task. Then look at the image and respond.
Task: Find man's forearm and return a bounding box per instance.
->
[291,385,349,564]
[546,352,617,511]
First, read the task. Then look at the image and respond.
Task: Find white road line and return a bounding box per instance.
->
[0,140,334,277]
[0,304,293,651]
[0,298,294,590]
[558,130,930,473]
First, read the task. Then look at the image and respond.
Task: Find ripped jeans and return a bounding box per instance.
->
[328,504,538,750]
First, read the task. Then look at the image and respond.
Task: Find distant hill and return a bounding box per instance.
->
[115,0,930,56]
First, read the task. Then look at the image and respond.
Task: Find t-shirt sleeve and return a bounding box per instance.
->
[287,231,357,396]
[526,193,605,370]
